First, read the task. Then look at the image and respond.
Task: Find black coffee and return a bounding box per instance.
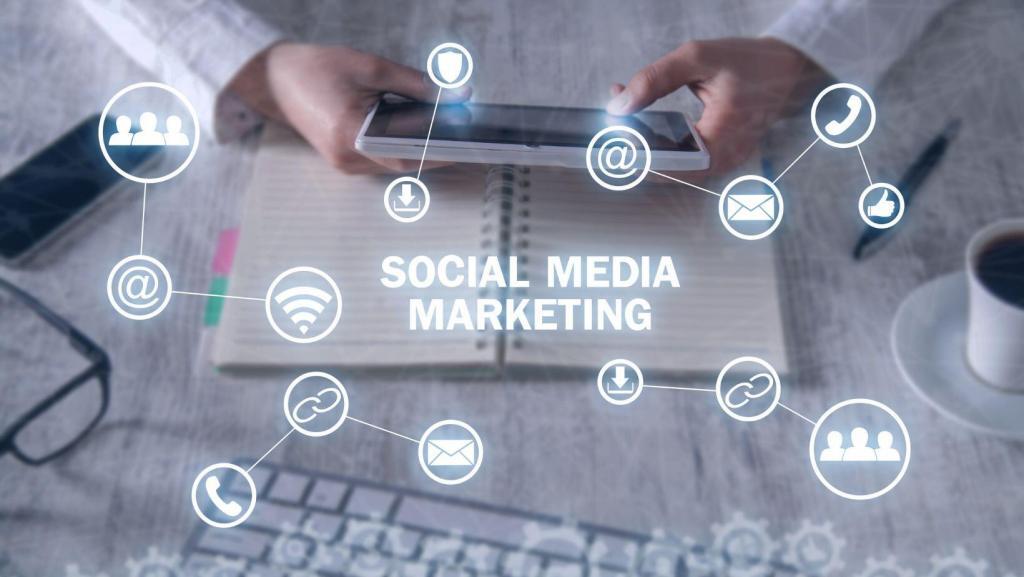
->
[977,234,1024,308]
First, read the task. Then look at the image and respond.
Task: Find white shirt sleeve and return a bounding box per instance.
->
[78,0,284,142]
[764,0,958,88]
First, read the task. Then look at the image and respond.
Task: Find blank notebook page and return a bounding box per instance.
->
[212,124,494,368]
[506,166,788,376]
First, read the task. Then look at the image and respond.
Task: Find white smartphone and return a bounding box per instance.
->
[355,100,710,171]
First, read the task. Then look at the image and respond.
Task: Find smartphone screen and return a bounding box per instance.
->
[0,115,157,262]
[363,101,700,151]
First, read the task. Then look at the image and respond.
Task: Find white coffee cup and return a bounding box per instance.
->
[966,219,1024,391]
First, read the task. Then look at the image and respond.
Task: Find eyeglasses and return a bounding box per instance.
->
[0,276,110,465]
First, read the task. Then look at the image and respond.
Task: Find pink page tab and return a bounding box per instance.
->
[212,228,239,275]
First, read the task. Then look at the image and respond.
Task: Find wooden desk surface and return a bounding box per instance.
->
[2,0,1023,574]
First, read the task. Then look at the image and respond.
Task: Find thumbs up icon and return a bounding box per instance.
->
[866,189,897,219]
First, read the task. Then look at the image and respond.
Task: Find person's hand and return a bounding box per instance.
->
[606,38,826,178]
[230,42,470,173]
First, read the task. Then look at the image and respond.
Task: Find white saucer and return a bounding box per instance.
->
[892,272,1024,440]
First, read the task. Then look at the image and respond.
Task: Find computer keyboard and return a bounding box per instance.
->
[182,460,796,577]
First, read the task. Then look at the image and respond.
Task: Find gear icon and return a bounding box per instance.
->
[124,547,183,577]
[855,556,915,577]
[928,548,989,577]
[781,520,845,575]
[710,512,776,577]
[521,520,587,559]
[65,564,109,577]
[270,524,316,569]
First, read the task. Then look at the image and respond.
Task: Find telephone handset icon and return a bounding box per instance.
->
[825,94,863,136]
[204,476,243,517]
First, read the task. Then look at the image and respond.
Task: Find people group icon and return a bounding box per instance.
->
[108,112,190,147]
[818,427,901,462]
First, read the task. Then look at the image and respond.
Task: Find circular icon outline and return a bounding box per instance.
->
[98,82,201,184]
[384,176,431,223]
[858,182,905,229]
[809,398,911,501]
[418,419,484,486]
[715,356,782,422]
[596,358,645,406]
[106,254,173,320]
[718,175,785,241]
[585,125,652,191]
[427,42,474,89]
[190,462,257,529]
[811,83,877,149]
[264,266,343,344]
[283,371,350,438]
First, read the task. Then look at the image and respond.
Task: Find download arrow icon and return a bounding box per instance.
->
[611,365,630,387]
[398,183,417,206]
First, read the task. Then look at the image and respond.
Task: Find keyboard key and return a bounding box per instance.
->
[436,566,472,577]
[463,543,501,573]
[383,526,422,559]
[245,564,287,577]
[196,526,271,560]
[246,501,305,531]
[343,518,386,549]
[306,512,345,541]
[345,487,396,518]
[501,551,542,577]
[523,525,587,560]
[391,559,431,577]
[396,496,530,547]
[307,479,348,511]
[420,535,463,565]
[309,542,352,576]
[349,551,392,577]
[269,472,310,503]
[181,553,220,575]
[229,467,271,495]
[683,549,716,577]
[545,561,583,577]
[589,535,639,571]
[639,534,686,577]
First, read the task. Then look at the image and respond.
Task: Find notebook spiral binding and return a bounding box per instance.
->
[479,165,517,363]
[510,166,531,352]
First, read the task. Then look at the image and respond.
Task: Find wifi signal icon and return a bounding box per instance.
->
[265,266,343,344]
[274,286,334,335]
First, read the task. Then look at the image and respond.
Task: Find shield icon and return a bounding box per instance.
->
[437,50,465,84]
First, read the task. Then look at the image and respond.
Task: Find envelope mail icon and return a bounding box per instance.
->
[426,439,476,467]
[727,194,776,221]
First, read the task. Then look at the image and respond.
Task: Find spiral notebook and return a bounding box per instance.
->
[212,124,788,374]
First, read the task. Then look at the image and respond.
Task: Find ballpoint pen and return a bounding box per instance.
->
[853,118,961,260]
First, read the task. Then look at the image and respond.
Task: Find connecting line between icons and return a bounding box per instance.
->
[347,416,421,444]
[645,384,818,426]
[416,86,445,180]
[171,290,266,302]
[779,402,816,426]
[247,428,296,473]
[139,183,147,255]
[649,170,721,197]
[773,137,820,184]
[644,384,715,393]
[245,415,418,475]
[856,144,873,185]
